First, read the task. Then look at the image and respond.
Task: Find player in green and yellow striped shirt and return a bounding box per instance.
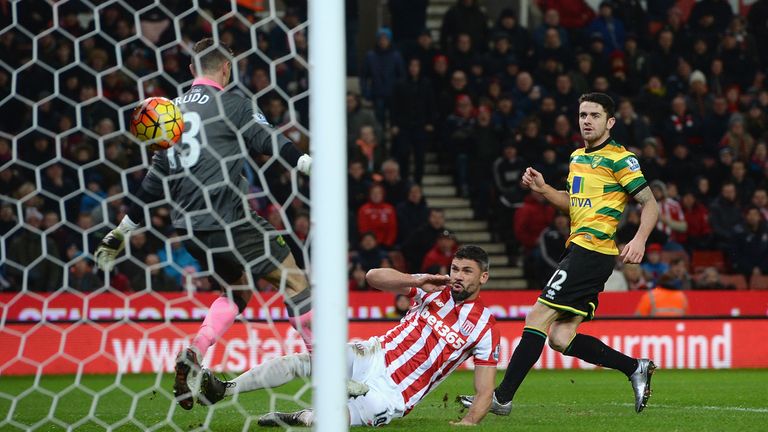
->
[459,93,661,417]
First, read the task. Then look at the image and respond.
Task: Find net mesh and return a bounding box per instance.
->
[0,1,313,429]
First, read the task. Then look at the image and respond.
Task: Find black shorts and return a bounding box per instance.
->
[179,214,291,285]
[538,243,615,321]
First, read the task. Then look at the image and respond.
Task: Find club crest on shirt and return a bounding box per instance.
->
[590,155,604,169]
[626,156,641,171]
[253,111,270,125]
[460,320,475,336]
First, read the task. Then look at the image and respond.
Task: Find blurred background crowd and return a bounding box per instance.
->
[1,0,767,298]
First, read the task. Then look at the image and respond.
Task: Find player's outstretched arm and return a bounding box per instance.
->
[620,185,659,264]
[452,366,496,426]
[365,268,449,295]
[95,160,166,272]
[521,167,569,213]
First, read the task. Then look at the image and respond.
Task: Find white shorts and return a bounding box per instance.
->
[346,337,406,427]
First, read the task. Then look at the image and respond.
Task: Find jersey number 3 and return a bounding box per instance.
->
[168,111,202,169]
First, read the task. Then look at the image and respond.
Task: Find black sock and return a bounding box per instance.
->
[565,334,638,377]
[494,327,546,404]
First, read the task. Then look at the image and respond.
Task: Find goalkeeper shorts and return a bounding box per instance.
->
[180,213,291,284]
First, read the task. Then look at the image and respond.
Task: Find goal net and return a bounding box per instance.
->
[0,1,329,430]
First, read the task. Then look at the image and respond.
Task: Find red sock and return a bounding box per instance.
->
[191,297,239,357]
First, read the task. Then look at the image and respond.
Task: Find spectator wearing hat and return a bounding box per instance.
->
[686,69,715,119]
[640,243,668,285]
[360,27,405,125]
[421,229,458,273]
[690,0,734,37]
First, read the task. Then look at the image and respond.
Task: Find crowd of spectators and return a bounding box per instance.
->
[1,0,767,294]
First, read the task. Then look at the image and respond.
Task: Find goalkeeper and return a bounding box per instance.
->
[94,38,313,411]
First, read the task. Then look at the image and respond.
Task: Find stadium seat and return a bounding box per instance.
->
[691,250,726,272]
[750,274,768,290]
[719,274,748,291]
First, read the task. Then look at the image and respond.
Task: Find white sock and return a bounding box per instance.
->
[227,353,311,396]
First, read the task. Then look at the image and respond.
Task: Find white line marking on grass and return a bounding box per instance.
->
[513,402,768,414]
[610,403,768,414]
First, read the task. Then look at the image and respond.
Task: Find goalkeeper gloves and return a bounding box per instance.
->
[94,215,140,272]
[296,154,312,176]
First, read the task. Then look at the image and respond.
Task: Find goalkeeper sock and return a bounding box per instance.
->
[286,289,313,351]
[494,327,547,404]
[191,296,239,357]
[287,310,313,352]
[229,353,311,395]
[564,334,638,378]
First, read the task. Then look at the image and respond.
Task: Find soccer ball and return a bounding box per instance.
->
[129,96,183,149]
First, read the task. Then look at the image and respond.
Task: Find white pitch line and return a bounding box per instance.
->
[512,402,768,414]
[610,402,768,414]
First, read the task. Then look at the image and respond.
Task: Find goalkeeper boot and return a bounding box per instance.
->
[630,358,657,413]
[258,409,312,427]
[198,369,234,406]
[456,392,512,416]
[173,347,202,410]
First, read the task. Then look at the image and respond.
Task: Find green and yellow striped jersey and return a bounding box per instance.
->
[566,138,647,255]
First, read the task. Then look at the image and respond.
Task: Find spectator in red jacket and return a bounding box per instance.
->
[421,230,459,273]
[514,192,555,253]
[681,192,713,250]
[357,183,398,248]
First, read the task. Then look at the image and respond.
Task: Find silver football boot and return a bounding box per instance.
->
[630,359,657,413]
[456,393,512,416]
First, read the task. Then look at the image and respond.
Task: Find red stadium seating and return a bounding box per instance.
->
[750,274,768,290]
[719,274,748,291]
[691,250,726,273]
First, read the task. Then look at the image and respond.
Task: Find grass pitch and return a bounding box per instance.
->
[1,369,766,431]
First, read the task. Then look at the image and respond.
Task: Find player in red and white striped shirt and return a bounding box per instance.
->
[198,245,501,427]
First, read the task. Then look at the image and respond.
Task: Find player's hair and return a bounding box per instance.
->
[192,38,234,74]
[579,92,616,118]
[454,245,489,272]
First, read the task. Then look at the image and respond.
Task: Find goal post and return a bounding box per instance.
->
[309,0,349,431]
